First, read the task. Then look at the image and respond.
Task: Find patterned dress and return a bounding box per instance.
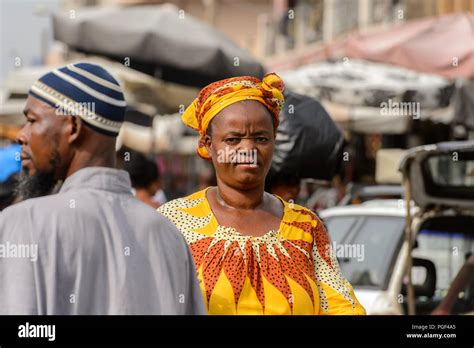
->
[158,188,365,315]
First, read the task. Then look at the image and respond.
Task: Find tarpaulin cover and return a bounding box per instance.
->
[268,13,474,79]
[342,13,474,79]
[282,59,454,108]
[271,91,345,180]
[281,59,455,134]
[52,5,264,87]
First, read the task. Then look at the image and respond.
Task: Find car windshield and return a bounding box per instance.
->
[412,229,474,296]
[421,154,474,202]
[324,215,405,289]
[427,155,474,187]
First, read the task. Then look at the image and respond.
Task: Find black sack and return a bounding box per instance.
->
[271,91,345,180]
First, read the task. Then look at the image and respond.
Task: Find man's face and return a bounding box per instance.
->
[15,96,70,199]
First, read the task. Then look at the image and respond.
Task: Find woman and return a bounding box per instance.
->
[158,73,365,315]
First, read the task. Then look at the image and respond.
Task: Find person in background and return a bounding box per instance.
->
[123,151,167,209]
[158,73,365,315]
[304,175,346,211]
[0,63,205,315]
[265,172,301,203]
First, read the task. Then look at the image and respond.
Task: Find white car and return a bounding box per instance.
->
[320,200,411,314]
[320,141,474,315]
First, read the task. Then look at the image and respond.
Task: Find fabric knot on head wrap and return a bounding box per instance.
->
[181,73,285,159]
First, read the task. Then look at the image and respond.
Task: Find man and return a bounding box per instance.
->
[0,63,205,315]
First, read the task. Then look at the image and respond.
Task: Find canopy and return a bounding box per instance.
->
[281,59,455,134]
[268,13,474,79]
[342,13,474,79]
[52,4,264,87]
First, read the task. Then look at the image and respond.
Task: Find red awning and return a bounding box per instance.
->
[267,13,474,79]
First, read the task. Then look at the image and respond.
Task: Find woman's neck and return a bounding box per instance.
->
[214,180,265,210]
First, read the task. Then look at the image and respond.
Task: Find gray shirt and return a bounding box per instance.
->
[0,167,205,315]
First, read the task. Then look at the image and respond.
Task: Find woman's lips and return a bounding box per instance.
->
[235,162,259,168]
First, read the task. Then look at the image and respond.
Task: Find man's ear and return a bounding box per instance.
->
[67,115,82,144]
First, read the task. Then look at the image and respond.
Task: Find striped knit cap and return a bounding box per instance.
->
[28,62,126,136]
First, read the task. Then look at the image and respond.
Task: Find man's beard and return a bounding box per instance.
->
[15,152,61,200]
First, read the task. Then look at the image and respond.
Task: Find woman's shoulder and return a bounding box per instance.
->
[277,197,329,238]
[275,196,320,221]
[157,188,215,237]
[157,188,209,215]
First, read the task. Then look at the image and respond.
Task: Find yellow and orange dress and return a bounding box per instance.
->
[158,188,365,315]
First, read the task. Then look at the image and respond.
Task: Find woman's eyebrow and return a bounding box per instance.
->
[224,130,271,136]
[225,131,245,136]
[251,130,271,135]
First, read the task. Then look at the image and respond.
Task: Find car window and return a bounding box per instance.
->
[420,154,474,203]
[325,215,405,289]
[427,155,474,187]
[324,216,358,243]
[412,230,474,296]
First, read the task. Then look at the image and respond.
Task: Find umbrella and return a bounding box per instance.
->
[281,59,456,134]
[52,4,265,87]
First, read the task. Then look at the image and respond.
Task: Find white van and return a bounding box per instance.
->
[320,141,474,315]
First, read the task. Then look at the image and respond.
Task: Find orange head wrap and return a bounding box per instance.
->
[181,73,285,159]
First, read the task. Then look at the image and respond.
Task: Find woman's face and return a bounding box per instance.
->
[205,100,275,190]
